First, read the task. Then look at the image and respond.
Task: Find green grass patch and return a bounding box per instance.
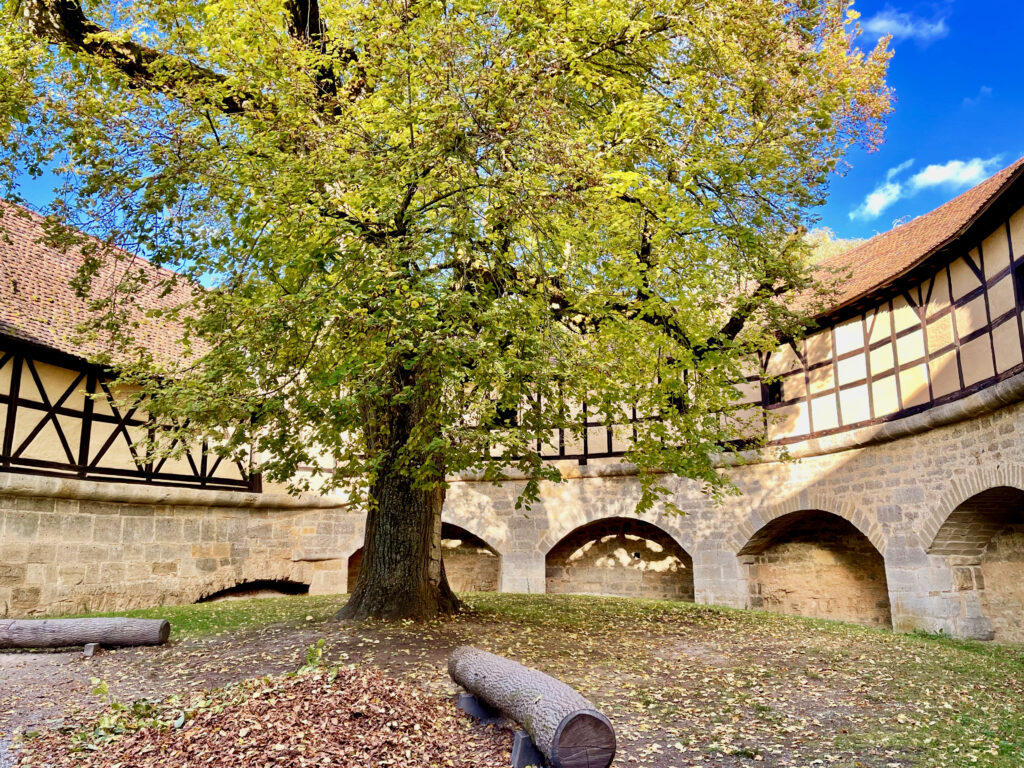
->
[67,594,349,641]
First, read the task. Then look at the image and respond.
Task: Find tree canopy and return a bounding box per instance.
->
[1,0,890,617]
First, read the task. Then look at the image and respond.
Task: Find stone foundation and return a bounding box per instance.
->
[6,377,1024,640]
[545,517,694,601]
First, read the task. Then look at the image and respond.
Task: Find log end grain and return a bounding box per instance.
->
[551,709,616,768]
[155,619,171,645]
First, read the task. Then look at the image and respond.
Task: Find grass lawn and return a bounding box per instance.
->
[6,594,1024,767]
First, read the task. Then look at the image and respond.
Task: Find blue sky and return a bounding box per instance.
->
[15,0,1024,244]
[820,0,1024,240]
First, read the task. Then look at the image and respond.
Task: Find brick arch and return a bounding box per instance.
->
[730,493,885,556]
[921,465,1024,553]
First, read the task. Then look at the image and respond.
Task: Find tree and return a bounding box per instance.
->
[0,0,890,619]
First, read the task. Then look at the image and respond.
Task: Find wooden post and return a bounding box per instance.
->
[449,646,616,768]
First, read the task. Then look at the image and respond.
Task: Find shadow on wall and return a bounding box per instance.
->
[545,516,695,601]
[927,486,1024,642]
[347,523,501,593]
[738,510,892,629]
[197,579,311,603]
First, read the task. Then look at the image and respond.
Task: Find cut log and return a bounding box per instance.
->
[448,645,615,768]
[0,618,170,649]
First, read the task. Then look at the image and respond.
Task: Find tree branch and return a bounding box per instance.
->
[20,0,256,114]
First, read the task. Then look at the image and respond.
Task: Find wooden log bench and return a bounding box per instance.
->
[448,645,616,768]
[0,618,171,649]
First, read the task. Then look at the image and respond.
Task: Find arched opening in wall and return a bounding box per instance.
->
[545,518,694,601]
[346,523,501,593]
[739,511,892,628]
[197,579,310,603]
[928,486,1024,643]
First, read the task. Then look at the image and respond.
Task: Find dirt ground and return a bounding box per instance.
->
[1,594,1021,767]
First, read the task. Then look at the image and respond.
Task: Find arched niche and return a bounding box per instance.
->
[346,523,501,594]
[197,579,310,603]
[927,486,1024,642]
[544,517,694,601]
[739,510,892,628]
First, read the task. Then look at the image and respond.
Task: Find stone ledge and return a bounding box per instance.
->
[0,472,346,510]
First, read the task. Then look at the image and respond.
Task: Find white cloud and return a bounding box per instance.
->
[909,157,1001,190]
[963,86,993,108]
[862,8,949,45]
[849,160,913,220]
[849,157,1002,222]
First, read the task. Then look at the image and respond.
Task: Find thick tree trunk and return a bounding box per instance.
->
[337,380,460,621]
[338,469,460,620]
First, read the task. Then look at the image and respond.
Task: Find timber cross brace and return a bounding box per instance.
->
[448,646,616,768]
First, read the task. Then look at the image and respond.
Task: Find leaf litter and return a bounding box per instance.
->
[15,667,509,768]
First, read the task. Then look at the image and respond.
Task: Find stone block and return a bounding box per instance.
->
[10,586,41,611]
[26,544,56,564]
[0,564,26,587]
[951,567,975,591]
[124,517,155,543]
[5,512,39,540]
[511,731,545,768]
[92,516,123,542]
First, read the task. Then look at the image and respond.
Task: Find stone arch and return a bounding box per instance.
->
[922,465,1024,552]
[729,492,885,557]
[544,517,695,601]
[925,484,1024,642]
[346,522,502,594]
[540,508,697,559]
[738,509,892,628]
[442,509,509,557]
[197,578,310,603]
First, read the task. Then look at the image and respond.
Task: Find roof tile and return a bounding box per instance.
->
[0,201,195,365]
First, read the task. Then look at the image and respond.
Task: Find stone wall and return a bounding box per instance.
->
[740,512,892,628]
[0,476,361,617]
[441,371,1024,640]
[545,517,694,601]
[978,526,1024,642]
[7,372,1024,640]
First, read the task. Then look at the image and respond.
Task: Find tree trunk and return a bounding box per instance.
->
[0,618,170,649]
[337,381,460,621]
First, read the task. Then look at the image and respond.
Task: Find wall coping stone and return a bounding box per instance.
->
[0,472,346,510]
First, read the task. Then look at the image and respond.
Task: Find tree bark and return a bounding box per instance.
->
[337,380,460,621]
[449,646,616,768]
[0,618,170,649]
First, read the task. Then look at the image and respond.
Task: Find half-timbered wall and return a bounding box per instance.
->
[478,205,1024,464]
[0,345,257,491]
[755,208,1024,443]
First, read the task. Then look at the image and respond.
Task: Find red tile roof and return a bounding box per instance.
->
[3,156,1024,361]
[816,156,1024,314]
[0,202,196,365]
